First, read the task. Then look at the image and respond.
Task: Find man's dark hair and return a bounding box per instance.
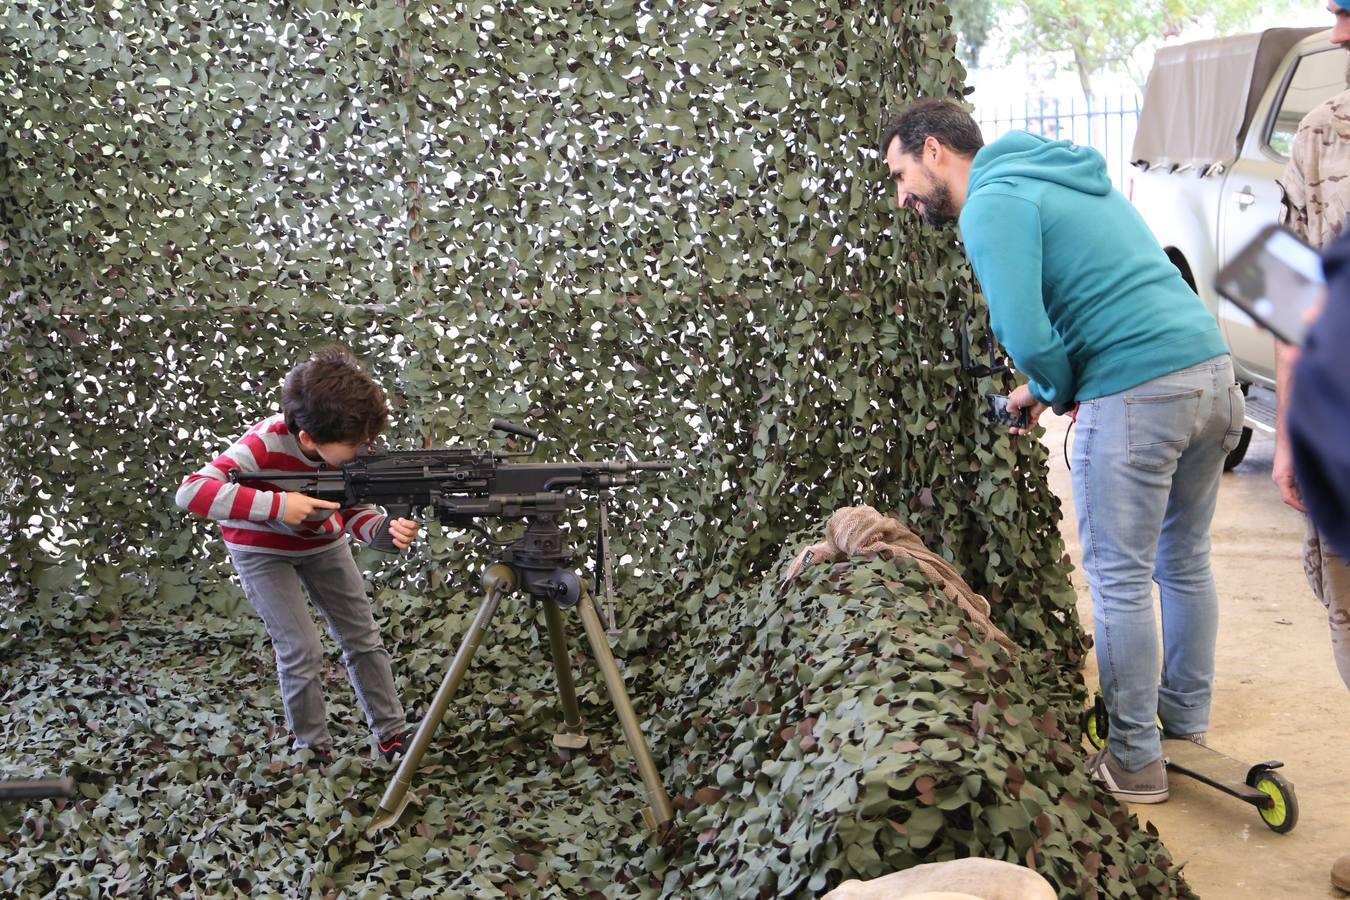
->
[282,345,389,444]
[880,98,984,160]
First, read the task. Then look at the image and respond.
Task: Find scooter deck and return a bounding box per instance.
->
[1161,738,1268,805]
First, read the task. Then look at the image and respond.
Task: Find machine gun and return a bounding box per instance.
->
[228,418,671,530]
[230,419,677,837]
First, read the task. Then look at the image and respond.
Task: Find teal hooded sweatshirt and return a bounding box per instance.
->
[960,132,1228,408]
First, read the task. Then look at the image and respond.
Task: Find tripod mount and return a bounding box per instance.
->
[366,516,675,836]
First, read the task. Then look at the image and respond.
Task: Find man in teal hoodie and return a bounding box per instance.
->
[881,99,1243,804]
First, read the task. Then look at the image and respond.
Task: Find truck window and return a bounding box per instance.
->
[1268,48,1347,158]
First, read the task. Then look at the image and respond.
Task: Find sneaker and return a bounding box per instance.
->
[1087,748,1169,804]
[377,730,411,763]
[1332,851,1350,892]
[1163,731,1208,747]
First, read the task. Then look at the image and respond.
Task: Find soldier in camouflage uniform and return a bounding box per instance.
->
[1278,84,1350,696]
[1275,1,1350,893]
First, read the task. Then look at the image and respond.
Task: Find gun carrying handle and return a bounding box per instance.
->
[489,419,541,442]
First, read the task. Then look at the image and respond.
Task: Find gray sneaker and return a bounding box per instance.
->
[1087,748,1169,804]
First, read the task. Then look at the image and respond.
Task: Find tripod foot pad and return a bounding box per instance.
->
[641,807,672,832]
[553,732,590,750]
[366,789,420,837]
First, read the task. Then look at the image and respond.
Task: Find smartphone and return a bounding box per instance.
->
[1214,223,1324,345]
[986,393,1030,429]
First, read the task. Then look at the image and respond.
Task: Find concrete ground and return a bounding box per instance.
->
[1037,411,1350,899]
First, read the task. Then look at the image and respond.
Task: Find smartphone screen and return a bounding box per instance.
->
[985,393,1028,428]
[1215,225,1325,345]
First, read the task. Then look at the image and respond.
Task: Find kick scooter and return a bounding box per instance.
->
[1083,695,1298,833]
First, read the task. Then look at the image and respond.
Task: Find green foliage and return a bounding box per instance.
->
[1,0,1189,896]
[946,0,1001,68]
[995,0,1305,96]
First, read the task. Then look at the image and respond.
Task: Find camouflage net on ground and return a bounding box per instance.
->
[1,1,1192,896]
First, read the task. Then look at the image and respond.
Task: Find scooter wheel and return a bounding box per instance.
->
[1251,771,1298,834]
[1083,707,1107,749]
[1081,694,1109,749]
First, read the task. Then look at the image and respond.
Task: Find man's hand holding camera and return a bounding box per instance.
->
[1005,384,1048,436]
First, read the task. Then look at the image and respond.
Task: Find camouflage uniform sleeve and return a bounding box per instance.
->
[1279,117,1314,244]
[1279,91,1350,249]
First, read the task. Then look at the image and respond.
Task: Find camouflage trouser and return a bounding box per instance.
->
[1304,519,1350,693]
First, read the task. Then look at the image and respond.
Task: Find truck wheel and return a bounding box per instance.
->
[1223,427,1252,471]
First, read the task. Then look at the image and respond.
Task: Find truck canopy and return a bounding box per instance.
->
[1132,27,1322,172]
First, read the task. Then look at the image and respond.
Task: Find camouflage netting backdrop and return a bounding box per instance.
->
[0,1,1194,897]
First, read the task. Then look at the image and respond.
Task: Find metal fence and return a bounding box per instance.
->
[975,93,1143,193]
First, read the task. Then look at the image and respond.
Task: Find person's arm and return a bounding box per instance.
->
[1277,128,1313,246]
[1272,340,1306,511]
[174,431,340,526]
[1273,135,1312,511]
[960,193,1076,408]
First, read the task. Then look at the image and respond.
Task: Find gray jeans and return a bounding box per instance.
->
[229,542,405,750]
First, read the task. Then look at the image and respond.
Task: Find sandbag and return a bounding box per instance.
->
[822,858,1057,900]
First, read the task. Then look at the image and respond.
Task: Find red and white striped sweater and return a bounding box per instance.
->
[175,413,386,557]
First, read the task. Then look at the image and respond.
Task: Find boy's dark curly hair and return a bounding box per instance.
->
[282,345,389,444]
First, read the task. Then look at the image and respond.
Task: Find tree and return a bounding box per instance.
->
[1004,0,1302,98]
[948,0,1001,68]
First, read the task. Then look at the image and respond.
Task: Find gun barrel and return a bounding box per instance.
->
[624,461,675,472]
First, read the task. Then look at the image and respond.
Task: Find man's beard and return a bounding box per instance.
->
[913,180,957,226]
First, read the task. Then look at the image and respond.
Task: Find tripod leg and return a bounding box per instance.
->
[366,569,512,836]
[575,587,674,832]
[0,777,75,800]
[541,598,589,750]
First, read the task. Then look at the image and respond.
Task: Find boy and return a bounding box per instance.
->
[175,345,420,766]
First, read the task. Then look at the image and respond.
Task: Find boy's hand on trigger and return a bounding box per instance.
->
[388,518,421,550]
[283,492,342,526]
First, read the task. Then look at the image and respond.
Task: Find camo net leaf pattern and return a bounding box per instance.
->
[1,1,1191,897]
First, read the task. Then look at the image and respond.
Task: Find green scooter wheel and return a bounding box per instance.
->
[1251,771,1298,834]
[1084,709,1106,749]
[1082,695,1108,749]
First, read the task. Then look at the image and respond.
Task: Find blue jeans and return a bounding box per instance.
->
[229,542,406,751]
[1072,356,1244,770]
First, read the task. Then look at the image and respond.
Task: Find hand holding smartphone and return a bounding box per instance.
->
[1215,223,1325,345]
[986,393,1030,429]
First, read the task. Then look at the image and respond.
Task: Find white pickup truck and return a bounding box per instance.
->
[1129,26,1340,469]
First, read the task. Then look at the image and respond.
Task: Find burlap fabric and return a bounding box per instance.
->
[822,857,1056,900]
[783,506,1019,658]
